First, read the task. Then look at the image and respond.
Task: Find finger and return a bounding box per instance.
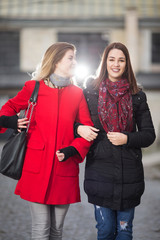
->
[90,135,97,140]
[87,138,92,142]
[56,150,60,155]
[18,126,27,129]
[56,152,64,157]
[18,118,28,122]
[18,121,29,125]
[18,121,29,126]
[18,122,29,126]
[90,127,100,132]
[58,154,65,161]
[58,153,64,157]
[92,133,98,138]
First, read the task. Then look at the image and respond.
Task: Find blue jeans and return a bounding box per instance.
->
[94,205,135,240]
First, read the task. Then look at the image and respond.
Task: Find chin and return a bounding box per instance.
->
[68,71,75,78]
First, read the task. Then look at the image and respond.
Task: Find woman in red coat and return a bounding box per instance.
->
[0,42,93,240]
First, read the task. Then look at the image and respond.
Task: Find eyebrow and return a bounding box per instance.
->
[108,56,125,60]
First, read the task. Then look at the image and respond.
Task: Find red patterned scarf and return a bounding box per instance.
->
[98,78,133,133]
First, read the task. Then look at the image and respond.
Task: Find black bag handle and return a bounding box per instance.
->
[30,81,40,103]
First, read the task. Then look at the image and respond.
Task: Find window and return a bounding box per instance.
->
[0,31,19,74]
[152,33,160,63]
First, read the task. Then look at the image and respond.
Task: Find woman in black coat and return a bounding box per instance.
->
[76,42,156,240]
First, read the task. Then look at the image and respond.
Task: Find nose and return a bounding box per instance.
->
[73,59,77,65]
[114,60,119,67]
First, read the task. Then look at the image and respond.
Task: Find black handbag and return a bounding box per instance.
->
[0,81,39,180]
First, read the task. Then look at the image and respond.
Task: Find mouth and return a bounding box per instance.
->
[112,68,120,72]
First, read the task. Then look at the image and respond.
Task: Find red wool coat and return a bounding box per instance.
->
[0,80,93,204]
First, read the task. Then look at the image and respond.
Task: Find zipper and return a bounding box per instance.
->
[116,101,123,209]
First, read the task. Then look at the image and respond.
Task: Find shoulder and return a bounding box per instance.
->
[83,76,98,95]
[70,84,82,91]
[23,80,42,94]
[23,80,38,90]
[132,90,147,104]
[69,84,83,94]
[84,76,95,89]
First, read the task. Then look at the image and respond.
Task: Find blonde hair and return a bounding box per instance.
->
[32,42,76,80]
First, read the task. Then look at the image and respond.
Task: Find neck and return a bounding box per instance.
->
[50,73,71,87]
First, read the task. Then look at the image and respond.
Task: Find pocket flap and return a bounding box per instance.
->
[27,140,45,150]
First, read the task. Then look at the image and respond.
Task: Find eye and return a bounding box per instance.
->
[119,58,126,62]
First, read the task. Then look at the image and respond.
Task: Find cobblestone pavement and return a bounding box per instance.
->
[0,142,160,240]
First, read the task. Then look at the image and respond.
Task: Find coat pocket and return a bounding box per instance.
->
[56,144,79,177]
[23,140,45,174]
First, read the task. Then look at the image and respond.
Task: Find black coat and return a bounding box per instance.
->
[83,79,156,211]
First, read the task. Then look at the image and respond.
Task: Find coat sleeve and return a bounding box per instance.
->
[126,91,156,148]
[70,92,94,161]
[0,115,18,129]
[0,80,35,133]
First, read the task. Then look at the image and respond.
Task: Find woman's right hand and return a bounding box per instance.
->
[77,125,99,141]
[17,117,29,132]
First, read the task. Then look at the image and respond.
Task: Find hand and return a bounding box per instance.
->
[17,116,29,132]
[77,125,99,141]
[107,132,128,146]
[56,150,65,162]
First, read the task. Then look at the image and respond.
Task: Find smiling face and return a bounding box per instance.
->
[54,49,76,78]
[107,48,126,82]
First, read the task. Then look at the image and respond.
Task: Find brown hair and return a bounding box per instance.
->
[32,42,76,80]
[94,42,139,94]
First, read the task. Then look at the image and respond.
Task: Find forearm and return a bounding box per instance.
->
[126,129,156,148]
[0,115,18,129]
[58,146,79,162]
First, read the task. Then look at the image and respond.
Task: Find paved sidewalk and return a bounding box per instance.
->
[0,144,160,240]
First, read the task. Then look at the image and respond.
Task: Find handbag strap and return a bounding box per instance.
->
[25,81,40,132]
[30,81,40,103]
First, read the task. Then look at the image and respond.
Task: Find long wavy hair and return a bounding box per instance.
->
[94,42,140,94]
[32,42,76,80]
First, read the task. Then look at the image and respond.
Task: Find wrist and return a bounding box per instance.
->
[123,133,128,144]
[77,126,81,135]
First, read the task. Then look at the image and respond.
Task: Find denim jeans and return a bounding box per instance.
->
[29,202,69,240]
[94,205,135,240]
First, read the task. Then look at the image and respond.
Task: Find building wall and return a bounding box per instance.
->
[20,28,57,72]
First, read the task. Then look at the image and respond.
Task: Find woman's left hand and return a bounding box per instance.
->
[107,132,128,146]
[56,150,65,161]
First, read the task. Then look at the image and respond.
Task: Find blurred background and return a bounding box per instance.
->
[0,1,160,239]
